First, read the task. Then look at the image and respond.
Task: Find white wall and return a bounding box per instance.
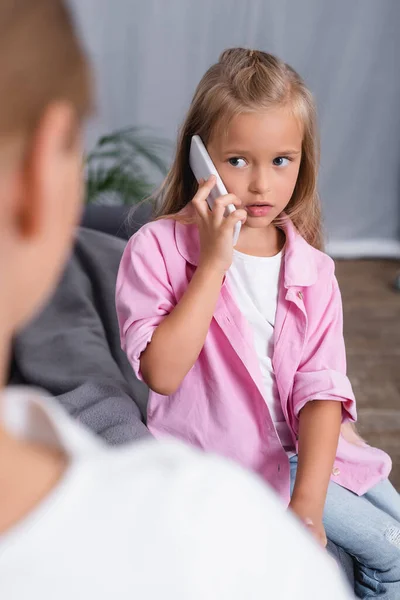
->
[69,0,400,256]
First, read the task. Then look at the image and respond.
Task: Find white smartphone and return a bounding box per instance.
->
[189,135,241,246]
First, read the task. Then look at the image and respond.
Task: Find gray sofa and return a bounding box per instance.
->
[10,205,151,444]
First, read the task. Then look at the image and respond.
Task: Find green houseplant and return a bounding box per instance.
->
[85,126,170,206]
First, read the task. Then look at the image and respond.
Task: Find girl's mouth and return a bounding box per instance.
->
[246,204,273,217]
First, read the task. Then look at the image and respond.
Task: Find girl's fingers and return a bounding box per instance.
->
[212,194,242,226]
[192,182,246,239]
[191,176,216,218]
[221,208,247,231]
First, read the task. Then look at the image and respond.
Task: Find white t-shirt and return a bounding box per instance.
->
[228,249,294,451]
[0,388,352,600]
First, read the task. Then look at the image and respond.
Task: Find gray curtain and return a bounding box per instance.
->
[70,0,400,257]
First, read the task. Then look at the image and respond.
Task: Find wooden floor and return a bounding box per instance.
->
[335,260,400,490]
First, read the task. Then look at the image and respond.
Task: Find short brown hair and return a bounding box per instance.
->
[0,0,92,137]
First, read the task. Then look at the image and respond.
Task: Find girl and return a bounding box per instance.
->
[116,48,400,598]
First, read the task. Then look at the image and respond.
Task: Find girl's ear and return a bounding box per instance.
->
[17,102,78,242]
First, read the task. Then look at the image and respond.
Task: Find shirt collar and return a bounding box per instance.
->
[175,214,318,288]
[0,386,103,456]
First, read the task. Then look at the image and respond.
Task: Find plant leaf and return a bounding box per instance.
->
[85,126,169,205]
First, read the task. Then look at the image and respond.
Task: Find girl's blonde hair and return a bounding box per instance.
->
[154,48,323,250]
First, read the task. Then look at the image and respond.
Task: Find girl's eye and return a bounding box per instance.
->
[228,157,247,168]
[273,156,290,167]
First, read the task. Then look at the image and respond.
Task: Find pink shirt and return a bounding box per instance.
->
[116,216,391,503]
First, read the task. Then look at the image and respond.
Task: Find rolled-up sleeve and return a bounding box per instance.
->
[291,274,357,428]
[116,227,175,380]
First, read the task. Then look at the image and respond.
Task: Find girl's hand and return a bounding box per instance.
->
[288,499,328,548]
[191,176,247,275]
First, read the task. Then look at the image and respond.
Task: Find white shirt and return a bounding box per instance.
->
[228,249,294,451]
[0,388,352,600]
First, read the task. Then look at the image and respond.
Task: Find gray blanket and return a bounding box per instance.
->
[10,227,150,444]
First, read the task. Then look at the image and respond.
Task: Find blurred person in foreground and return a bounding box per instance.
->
[0,1,353,598]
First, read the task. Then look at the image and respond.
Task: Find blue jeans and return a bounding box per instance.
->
[289,455,400,599]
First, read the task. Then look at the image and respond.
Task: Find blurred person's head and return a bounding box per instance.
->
[155,48,322,249]
[0,0,92,373]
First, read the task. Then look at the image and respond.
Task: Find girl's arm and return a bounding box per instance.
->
[288,273,356,546]
[289,400,342,545]
[140,263,224,395]
[141,177,246,395]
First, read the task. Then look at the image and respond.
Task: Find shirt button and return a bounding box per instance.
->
[297,291,303,300]
[332,467,340,476]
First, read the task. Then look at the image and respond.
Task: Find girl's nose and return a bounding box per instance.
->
[249,168,271,195]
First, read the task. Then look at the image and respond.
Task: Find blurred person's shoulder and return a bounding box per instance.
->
[0,387,352,600]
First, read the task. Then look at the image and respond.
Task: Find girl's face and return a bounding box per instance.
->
[207,107,303,229]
